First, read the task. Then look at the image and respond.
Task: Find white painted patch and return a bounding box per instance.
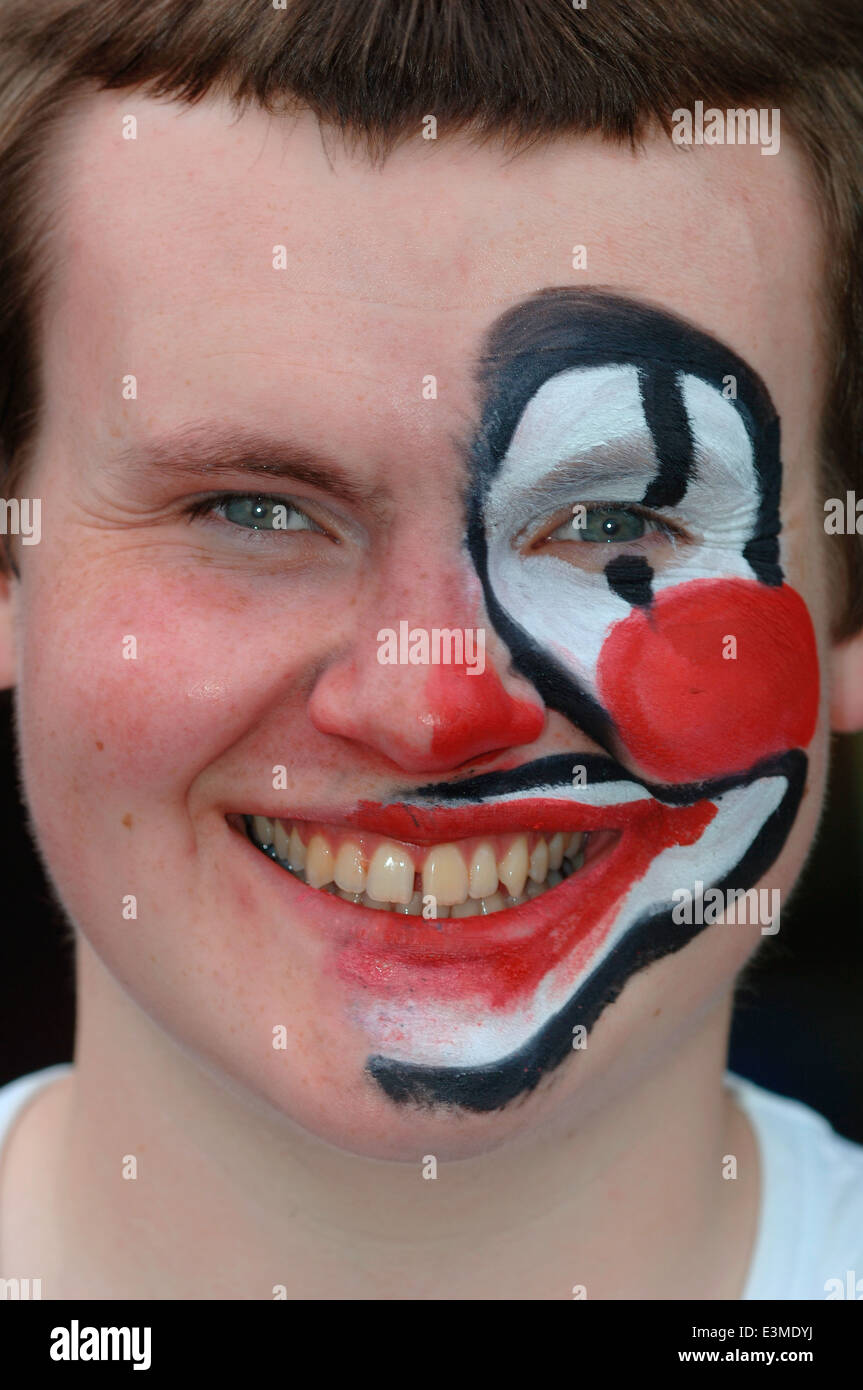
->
[482,362,763,704]
[360,777,785,1066]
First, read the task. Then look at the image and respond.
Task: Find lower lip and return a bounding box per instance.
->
[230,797,716,1008]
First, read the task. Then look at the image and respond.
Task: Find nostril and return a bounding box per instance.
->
[307,641,546,775]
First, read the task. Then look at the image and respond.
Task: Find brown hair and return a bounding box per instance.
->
[0,0,861,633]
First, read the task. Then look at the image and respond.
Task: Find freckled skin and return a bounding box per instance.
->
[7,92,834,1164]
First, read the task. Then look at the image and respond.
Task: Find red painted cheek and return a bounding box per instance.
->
[596,578,819,784]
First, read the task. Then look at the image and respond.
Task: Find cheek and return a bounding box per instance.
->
[596,578,819,784]
[15,565,310,855]
[19,577,235,785]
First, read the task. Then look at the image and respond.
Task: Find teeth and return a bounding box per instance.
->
[394,890,424,916]
[548,832,566,871]
[334,841,367,894]
[287,826,306,872]
[479,891,507,914]
[272,819,291,862]
[468,842,499,899]
[422,844,469,907]
[246,819,592,916]
[528,838,549,883]
[497,836,529,898]
[367,842,415,904]
[305,833,335,889]
[253,815,274,847]
[450,897,481,918]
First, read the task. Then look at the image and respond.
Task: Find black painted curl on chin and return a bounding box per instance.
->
[366,750,806,1113]
[363,289,795,1114]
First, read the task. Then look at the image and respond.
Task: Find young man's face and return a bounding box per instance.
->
[6,93,836,1157]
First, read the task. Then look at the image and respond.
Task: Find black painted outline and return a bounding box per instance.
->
[603,554,654,607]
[363,290,800,1112]
[638,363,696,510]
[466,289,783,763]
[367,750,805,1111]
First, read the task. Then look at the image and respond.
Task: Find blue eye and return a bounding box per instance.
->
[187,493,323,533]
[551,506,647,543]
[218,495,317,531]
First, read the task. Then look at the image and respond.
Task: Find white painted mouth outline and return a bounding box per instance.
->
[360,771,789,1077]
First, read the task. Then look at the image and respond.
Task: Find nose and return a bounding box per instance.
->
[308,631,545,775]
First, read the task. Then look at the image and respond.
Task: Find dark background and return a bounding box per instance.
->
[2,687,862,1140]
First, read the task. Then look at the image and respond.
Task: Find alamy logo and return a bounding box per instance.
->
[824,492,863,535]
[671,102,780,156]
[0,1277,42,1299]
[377,622,486,674]
[0,497,41,544]
[50,1320,152,1371]
[671,882,780,935]
[824,1271,863,1299]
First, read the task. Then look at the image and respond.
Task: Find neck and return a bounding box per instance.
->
[49,939,756,1299]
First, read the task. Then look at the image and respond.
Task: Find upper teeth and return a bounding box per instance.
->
[246,817,586,915]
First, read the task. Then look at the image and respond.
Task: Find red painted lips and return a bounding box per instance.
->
[334,795,716,1008]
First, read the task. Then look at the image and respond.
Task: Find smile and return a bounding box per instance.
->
[242,814,597,915]
[227,770,798,1097]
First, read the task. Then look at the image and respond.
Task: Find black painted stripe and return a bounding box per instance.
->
[638,363,695,510]
[604,554,654,607]
[366,749,806,1112]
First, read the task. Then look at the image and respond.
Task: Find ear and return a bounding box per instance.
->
[830,625,863,732]
[0,560,17,690]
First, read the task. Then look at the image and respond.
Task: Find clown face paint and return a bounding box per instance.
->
[336,290,817,1111]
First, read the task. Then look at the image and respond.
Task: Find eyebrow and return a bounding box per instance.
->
[507,436,660,480]
[113,424,388,512]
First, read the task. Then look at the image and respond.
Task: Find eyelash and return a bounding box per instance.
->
[182,491,688,555]
[523,501,689,549]
[183,491,321,532]
[594,503,680,538]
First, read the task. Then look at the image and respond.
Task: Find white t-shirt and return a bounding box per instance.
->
[1,1064,861,1299]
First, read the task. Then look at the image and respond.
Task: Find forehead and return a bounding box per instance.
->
[40,90,825,467]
